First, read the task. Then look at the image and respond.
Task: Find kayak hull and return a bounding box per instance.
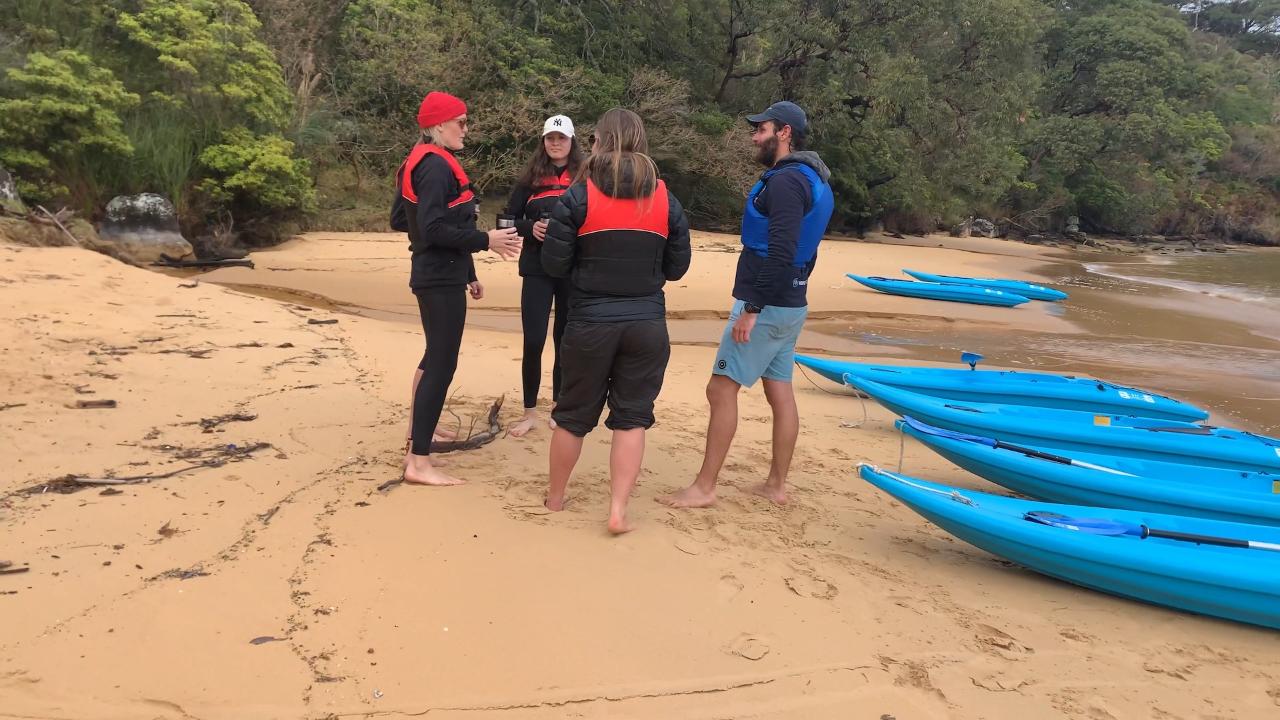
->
[793,354,1208,422]
[860,464,1280,629]
[847,274,1030,307]
[898,417,1280,526]
[902,268,1068,301]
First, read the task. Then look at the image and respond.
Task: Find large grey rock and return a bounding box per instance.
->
[97,193,193,263]
[0,166,25,214]
[971,218,997,238]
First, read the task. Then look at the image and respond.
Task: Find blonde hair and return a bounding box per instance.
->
[582,108,659,199]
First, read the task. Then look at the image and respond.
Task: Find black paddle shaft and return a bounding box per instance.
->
[1142,527,1251,549]
[994,440,1074,466]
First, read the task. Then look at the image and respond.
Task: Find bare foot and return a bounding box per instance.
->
[544,495,567,512]
[509,410,538,438]
[547,416,557,430]
[746,482,788,505]
[404,456,464,486]
[657,484,717,509]
[607,513,634,535]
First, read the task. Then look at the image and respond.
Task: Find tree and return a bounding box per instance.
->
[0,50,138,204]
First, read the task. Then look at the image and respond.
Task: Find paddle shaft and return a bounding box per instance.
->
[1144,527,1280,552]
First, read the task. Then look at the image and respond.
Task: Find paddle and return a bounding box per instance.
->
[1025,511,1280,552]
[901,416,1136,476]
[961,351,984,370]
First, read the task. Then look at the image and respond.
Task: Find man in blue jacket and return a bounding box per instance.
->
[662,100,834,508]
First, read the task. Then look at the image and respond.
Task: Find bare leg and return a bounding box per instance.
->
[607,428,645,534]
[404,452,464,486]
[658,375,740,508]
[509,407,539,437]
[747,379,798,505]
[546,426,583,511]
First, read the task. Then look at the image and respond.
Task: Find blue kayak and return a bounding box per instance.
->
[848,376,1280,473]
[898,416,1280,526]
[902,268,1068,301]
[794,354,1208,422]
[859,464,1280,630]
[847,274,1030,307]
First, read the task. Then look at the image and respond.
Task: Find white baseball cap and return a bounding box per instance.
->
[542,115,575,137]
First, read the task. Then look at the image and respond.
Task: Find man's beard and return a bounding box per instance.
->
[754,135,779,167]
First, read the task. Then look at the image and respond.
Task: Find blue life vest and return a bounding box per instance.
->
[740,163,834,267]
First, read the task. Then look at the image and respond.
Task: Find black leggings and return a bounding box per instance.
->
[521,274,570,409]
[412,287,467,455]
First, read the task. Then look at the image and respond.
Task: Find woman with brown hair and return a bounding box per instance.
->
[390,91,522,486]
[503,115,585,437]
[540,107,692,533]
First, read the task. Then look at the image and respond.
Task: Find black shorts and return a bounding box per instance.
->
[552,319,671,436]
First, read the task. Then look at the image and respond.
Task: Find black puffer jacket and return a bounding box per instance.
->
[542,178,691,322]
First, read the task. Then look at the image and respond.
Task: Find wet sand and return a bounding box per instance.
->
[2,233,1278,719]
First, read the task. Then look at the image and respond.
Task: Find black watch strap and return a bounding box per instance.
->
[744,303,763,314]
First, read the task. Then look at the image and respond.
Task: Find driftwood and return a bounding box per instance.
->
[430,395,504,453]
[19,442,272,495]
[153,254,254,269]
[0,403,26,412]
[377,396,505,492]
[35,205,81,245]
[0,561,30,576]
[71,399,117,409]
[307,318,338,325]
[195,412,257,432]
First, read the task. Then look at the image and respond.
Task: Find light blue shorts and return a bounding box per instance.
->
[712,300,808,388]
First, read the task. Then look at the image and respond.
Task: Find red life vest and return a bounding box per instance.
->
[578,179,669,237]
[397,143,475,209]
[528,167,574,202]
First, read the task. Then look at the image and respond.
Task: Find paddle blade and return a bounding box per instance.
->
[961,351,984,370]
[901,416,999,448]
[1024,511,1142,537]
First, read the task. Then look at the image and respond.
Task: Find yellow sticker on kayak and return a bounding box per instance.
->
[1094,415,1111,426]
[1274,480,1279,495]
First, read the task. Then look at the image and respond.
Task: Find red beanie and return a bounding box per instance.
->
[417,91,467,129]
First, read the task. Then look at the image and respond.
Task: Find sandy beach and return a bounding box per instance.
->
[2,231,1278,719]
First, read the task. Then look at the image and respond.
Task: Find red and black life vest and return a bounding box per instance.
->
[528,167,574,202]
[572,179,671,297]
[397,143,475,209]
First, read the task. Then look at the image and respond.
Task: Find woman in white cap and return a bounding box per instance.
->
[503,115,584,437]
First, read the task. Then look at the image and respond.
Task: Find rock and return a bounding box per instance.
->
[971,218,997,237]
[950,218,973,238]
[1065,215,1080,234]
[0,166,25,214]
[1025,234,1047,244]
[97,193,193,263]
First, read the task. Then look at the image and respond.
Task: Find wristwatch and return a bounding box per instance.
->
[743,303,763,314]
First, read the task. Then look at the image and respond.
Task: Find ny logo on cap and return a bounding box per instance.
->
[553,119,562,126]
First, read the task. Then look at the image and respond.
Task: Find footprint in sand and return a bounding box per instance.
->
[1057,627,1097,644]
[1268,685,1279,706]
[973,623,1034,660]
[783,573,839,600]
[718,574,744,604]
[726,632,770,661]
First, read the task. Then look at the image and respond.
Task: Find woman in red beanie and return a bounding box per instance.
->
[391,91,522,486]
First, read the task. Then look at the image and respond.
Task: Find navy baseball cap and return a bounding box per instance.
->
[747,101,808,136]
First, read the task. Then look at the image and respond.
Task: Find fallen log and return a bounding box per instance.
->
[153,254,254,269]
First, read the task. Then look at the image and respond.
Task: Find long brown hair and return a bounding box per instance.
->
[516,132,584,190]
[581,108,659,199]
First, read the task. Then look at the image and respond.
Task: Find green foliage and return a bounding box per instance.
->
[198,127,315,212]
[3,0,1277,243]
[115,0,292,128]
[0,50,138,202]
